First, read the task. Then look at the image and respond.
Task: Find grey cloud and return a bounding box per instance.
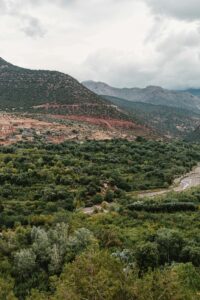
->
[81,25,200,90]
[156,29,200,57]
[0,0,46,38]
[2,0,200,89]
[0,0,6,13]
[21,16,46,38]
[81,49,159,88]
[144,0,200,21]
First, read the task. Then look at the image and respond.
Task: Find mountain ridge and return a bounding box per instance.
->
[0,58,131,121]
[83,80,200,112]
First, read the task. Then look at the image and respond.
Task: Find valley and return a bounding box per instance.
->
[3,0,200,298]
[1,57,200,299]
[83,163,200,214]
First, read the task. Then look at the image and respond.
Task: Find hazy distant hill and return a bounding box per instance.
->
[184,88,200,97]
[103,95,200,138]
[83,80,200,112]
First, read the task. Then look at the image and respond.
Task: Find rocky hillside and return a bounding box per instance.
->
[0,58,103,108]
[103,95,200,138]
[0,58,126,120]
[83,80,200,112]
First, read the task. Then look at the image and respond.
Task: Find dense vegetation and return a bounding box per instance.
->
[1,139,200,299]
[0,139,199,228]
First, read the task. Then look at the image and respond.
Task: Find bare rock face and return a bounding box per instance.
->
[83,80,200,112]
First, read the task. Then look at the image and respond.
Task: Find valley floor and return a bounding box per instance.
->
[1,139,200,299]
[83,163,200,214]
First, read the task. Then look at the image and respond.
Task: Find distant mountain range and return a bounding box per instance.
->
[184,89,200,97]
[83,80,200,112]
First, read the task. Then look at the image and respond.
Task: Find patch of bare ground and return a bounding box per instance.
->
[52,114,146,129]
[0,113,153,145]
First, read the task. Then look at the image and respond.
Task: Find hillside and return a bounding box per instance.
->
[83,80,200,112]
[185,125,200,142]
[103,95,200,138]
[0,58,101,107]
[0,58,155,140]
[0,58,127,120]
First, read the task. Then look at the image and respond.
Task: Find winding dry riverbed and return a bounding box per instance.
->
[82,164,200,214]
[137,164,200,198]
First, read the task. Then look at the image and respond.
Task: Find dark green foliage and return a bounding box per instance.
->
[127,201,198,212]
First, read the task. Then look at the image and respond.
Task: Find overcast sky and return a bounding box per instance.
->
[1,0,200,89]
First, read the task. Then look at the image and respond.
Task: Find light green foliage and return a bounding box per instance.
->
[14,249,36,278]
[31,227,51,265]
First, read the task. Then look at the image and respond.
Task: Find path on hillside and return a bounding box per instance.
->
[82,164,200,214]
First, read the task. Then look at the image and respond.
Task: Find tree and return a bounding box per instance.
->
[155,228,184,264]
[0,277,17,300]
[14,249,36,279]
[50,250,133,300]
[135,242,159,271]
